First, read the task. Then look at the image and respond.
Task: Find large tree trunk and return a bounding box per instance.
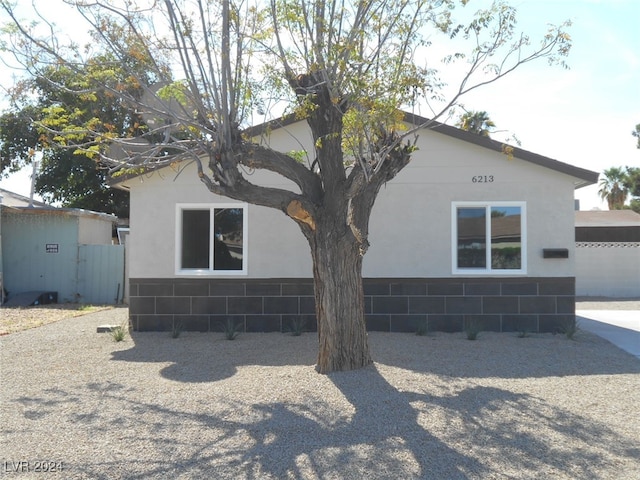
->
[285,73,374,373]
[311,223,372,374]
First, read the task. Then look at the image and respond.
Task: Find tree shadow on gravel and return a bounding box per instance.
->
[19,367,637,480]
[83,331,640,478]
[110,331,319,383]
[111,330,640,384]
[5,321,639,478]
[368,331,640,378]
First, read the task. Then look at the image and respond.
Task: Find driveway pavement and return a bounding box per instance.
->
[577,309,640,360]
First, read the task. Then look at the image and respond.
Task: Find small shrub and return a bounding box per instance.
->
[171,321,183,339]
[110,322,128,342]
[285,317,307,336]
[464,319,482,341]
[219,319,242,340]
[415,319,429,336]
[562,318,579,340]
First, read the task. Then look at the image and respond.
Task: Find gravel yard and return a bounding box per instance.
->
[0,304,112,335]
[1,306,639,479]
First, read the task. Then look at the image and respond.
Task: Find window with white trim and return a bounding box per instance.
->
[176,204,247,275]
[452,202,526,274]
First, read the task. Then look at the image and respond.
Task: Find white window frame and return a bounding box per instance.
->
[175,203,248,276]
[116,227,130,246]
[451,201,527,275]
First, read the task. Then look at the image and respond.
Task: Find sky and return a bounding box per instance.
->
[0,0,639,210]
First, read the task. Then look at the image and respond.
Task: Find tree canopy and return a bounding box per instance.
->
[456,110,496,137]
[0,0,573,372]
[623,166,640,213]
[599,167,628,210]
[598,166,640,213]
[599,125,640,213]
[1,0,571,178]
[0,48,159,215]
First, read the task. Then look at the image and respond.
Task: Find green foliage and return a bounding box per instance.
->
[464,318,482,340]
[415,319,429,336]
[623,167,640,198]
[633,123,640,149]
[599,166,640,211]
[111,166,148,178]
[36,153,130,217]
[599,167,629,210]
[1,0,573,192]
[157,81,190,106]
[171,321,184,339]
[110,322,129,342]
[0,53,150,216]
[561,318,579,340]
[219,319,242,340]
[456,110,496,137]
[284,317,308,336]
[287,150,308,164]
[0,105,40,173]
[623,166,640,213]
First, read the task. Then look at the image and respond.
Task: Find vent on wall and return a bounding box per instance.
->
[543,248,569,259]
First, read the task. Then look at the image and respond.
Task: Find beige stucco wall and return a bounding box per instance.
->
[576,244,640,297]
[122,123,579,279]
[78,216,114,245]
[365,131,577,278]
[125,163,311,278]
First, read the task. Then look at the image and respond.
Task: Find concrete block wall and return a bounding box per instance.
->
[128,277,575,334]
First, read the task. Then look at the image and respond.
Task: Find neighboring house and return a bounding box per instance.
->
[575,210,640,298]
[0,188,125,305]
[0,188,50,209]
[111,114,598,333]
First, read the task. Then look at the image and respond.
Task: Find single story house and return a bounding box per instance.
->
[111,114,598,333]
[0,188,125,305]
[575,210,640,298]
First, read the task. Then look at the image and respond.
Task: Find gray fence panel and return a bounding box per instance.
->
[575,242,640,297]
[77,245,125,304]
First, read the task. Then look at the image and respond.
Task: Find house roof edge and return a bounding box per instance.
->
[402,112,599,188]
[2,204,117,222]
[110,111,599,189]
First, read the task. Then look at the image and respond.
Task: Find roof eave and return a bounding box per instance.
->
[109,111,600,189]
[402,112,599,188]
[3,206,117,222]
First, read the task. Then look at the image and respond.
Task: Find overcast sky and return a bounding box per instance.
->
[1,0,639,210]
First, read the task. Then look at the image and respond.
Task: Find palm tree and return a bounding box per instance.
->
[457,110,496,137]
[599,167,629,209]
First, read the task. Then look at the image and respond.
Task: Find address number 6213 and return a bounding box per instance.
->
[472,175,494,183]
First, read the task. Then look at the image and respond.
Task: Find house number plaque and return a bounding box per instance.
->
[472,175,494,183]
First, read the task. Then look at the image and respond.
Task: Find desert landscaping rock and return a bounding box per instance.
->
[1,307,639,479]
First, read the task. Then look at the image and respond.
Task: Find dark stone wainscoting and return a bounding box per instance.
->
[128,277,575,334]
